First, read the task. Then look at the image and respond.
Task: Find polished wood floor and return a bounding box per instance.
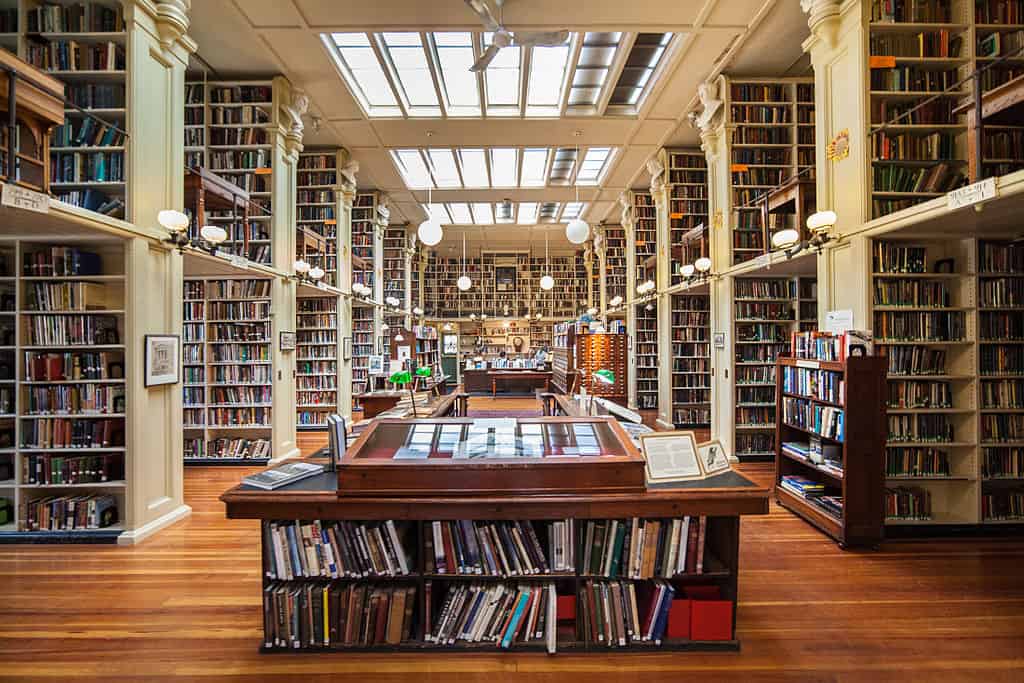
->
[2,397,1023,681]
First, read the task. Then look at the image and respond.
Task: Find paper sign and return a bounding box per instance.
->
[869,55,896,69]
[1,184,49,214]
[253,167,272,175]
[948,177,997,210]
[325,219,337,225]
[670,212,685,219]
[228,254,249,269]
[796,359,820,370]
[825,309,854,334]
[730,163,749,173]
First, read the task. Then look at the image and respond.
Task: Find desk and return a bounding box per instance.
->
[490,370,550,396]
[354,391,403,419]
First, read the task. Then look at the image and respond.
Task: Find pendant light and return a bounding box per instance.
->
[565,141,589,244]
[418,186,443,246]
[457,233,472,291]
[539,232,554,291]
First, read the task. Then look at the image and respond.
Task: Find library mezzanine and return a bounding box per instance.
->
[1,0,1023,680]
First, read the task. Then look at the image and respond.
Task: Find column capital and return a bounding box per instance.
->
[801,0,841,47]
[281,87,309,155]
[338,184,356,207]
[152,0,193,50]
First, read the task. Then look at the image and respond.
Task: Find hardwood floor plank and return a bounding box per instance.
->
[0,397,1022,681]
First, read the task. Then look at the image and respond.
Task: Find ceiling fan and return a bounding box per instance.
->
[464,0,569,72]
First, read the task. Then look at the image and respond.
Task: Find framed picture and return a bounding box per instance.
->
[368,354,385,376]
[713,332,726,349]
[443,334,458,355]
[279,331,296,351]
[697,439,731,476]
[144,334,180,387]
[638,431,703,483]
[343,337,352,361]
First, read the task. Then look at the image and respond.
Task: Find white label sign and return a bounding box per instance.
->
[1,183,49,214]
[825,309,854,334]
[228,254,248,269]
[948,177,997,210]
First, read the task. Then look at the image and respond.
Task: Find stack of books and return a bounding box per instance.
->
[426,581,557,651]
[779,475,826,500]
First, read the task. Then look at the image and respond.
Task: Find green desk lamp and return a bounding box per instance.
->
[590,368,615,414]
[389,370,416,417]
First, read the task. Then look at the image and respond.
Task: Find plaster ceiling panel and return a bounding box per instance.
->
[598,188,625,202]
[293,0,702,31]
[602,144,656,188]
[303,78,365,121]
[189,4,281,76]
[349,147,406,190]
[726,0,810,76]
[703,0,773,26]
[629,118,677,146]
[328,120,381,149]
[663,123,701,147]
[231,0,306,28]
[589,201,615,222]
[645,32,735,120]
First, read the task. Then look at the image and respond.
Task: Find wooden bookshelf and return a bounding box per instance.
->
[297,150,339,286]
[665,149,709,287]
[871,237,978,526]
[182,277,272,465]
[971,4,1024,179]
[414,324,442,388]
[352,304,374,397]
[183,79,276,264]
[775,355,887,547]
[18,1,129,218]
[672,294,711,428]
[866,0,971,218]
[296,295,338,431]
[977,239,1024,523]
[719,76,814,265]
[733,276,817,460]
[603,226,626,304]
[630,191,656,290]
[383,226,407,336]
[0,240,127,540]
[635,301,657,410]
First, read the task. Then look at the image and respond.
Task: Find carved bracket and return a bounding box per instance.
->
[801,0,841,48]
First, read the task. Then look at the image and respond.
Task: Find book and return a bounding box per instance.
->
[242,461,324,490]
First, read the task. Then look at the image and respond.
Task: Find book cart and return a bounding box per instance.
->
[221,416,770,654]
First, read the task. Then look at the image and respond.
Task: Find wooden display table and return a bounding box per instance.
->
[462,367,551,395]
[354,391,404,419]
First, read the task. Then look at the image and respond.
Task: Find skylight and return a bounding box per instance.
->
[489,148,519,187]
[458,148,489,188]
[422,202,588,225]
[520,148,549,187]
[393,149,433,189]
[324,30,674,118]
[392,147,616,190]
[427,149,461,188]
[548,148,577,185]
[577,147,612,185]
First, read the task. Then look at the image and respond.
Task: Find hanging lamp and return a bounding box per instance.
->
[540,232,554,291]
[418,185,443,246]
[457,232,472,291]
[565,142,590,244]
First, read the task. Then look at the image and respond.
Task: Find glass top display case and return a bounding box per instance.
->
[338,417,646,497]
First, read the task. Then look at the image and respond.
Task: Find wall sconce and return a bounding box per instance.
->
[775,210,837,259]
[198,225,228,255]
[159,209,191,249]
[609,295,623,308]
[680,257,713,285]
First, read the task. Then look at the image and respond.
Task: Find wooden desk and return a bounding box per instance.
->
[490,369,551,397]
[354,391,403,419]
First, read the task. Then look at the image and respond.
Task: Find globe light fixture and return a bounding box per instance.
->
[771,228,800,250]
[469,313,477,320]
[587,307,598,317]
[481,314,488,320]
[645,303,655,311]
[418,187,444,246]
[309,266,325,281]
[535,312,542,320]
[158,209,188,233]
[199,225,227,245]
[457,275,472,291]
[694,256,712,273]
[294,259,310,275]
[540,274,555,290]
[807,210,837,235]
[609,295,623,307]
[413,307,424,316]
[539,232,555,290]
[565,218,589,244]
[681,263,695,278]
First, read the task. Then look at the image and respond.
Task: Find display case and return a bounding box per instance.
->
[338,417,646,497]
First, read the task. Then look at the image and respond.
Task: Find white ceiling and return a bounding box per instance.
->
[187,0,810,247]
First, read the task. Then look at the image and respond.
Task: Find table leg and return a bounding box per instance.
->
[492,378,496,398]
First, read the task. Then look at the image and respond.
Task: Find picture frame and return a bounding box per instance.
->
[638,431,703,483]
[144,334,180,387]
[442,334,458,356]
[279,331,296,351]
[713,332,726,349]
[368,354,385,376]
[697,439,731,476]
[343,337,352,361]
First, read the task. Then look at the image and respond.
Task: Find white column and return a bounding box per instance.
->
[337,183,355,421]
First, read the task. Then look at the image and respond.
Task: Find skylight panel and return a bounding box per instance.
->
[483,33,521,114]
[561,202,585,219]
[517,202,538,225]
[393,149,434,189]
[568,32,621,108]
[425,203,451,224]
[577,147,611,185]
[448,202,473,224]
[609,33,673,107]
[381,32,440,116]
[548,147,577,185]
[471,202,494,224]
[458,149,489,188]
[527,44,570,116]
[489,148,519,187]
[433,32,480,116]
[520,148,549,187]
[329,33,401,116]
[427,149,461,188]
[538,202,560,222]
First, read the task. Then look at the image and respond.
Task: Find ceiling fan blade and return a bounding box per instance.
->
[464,0,501,32]
[512,30,570,47]
[470,43,501,72]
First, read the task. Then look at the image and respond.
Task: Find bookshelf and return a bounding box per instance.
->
[2,240,127,540]
[19,1,129,218]
[603,226,626,305]
[972,4,1024,179]
[384,226,408,334]
[296,296,338,431]
[978,239,1024,523]
[666,150,709,287]
[353,192,379,291]
[775,354,887,547]
[297,150,339,286]
[719,76,814,265]
[352,304,374,397]
[631,191,656,290]
[552,321,579,394]
[866,0,970,218]
[672,294,711,428]
[182,79,275,264]
[733,276,817,460]
[182,277,272,465]
[414,324,442,387]
[871,237,977,526]
[635,302,657,410]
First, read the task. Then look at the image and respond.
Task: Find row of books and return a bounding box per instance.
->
[22,452,123,486]
[26,384,124,415]
[20,493,118,531]
[884,345,945,375]
[873,163,962,194]
[886,486,931,520]
[208,323,270,342]
[67,84,124,110]
[580,517,708,579]
[982,489,1024,521]
[208,345,270,363]
[207,407,269,426]
[981,413,1024,442]
[426,519,565,576]
[265,520,412,580]
[888,379,952,408]
[264,582,416,649]
[980,312,1024,339]
[979,277,1024,307]
[27,3,124,32]
[874,278,951,307]
[983,448,1024,479]
[981,345,1024,375]
[872,132,957,162]
[26,281,112,312]
[888,413,954,443]
[782,397,845,441]
[872,98,955,126]
[50,119,125,149]
[870,0,950,22]
[579,580,679,647]
[870,31,962,58]
[207,365,271,384]
[790,330,873,362]
[782,440,843,476]
[187,438,270,460]
[208,302,270,319]
[26,314,120,347]
[51,150,125,183]
[783,366,844,404]
[979,241,1024,273]
[26,352,122,381]
[21,418,124,449]
[27,41,125,72]
[873,310,965,341]
[875,244,930,275]
[886,447,950,477]
[428,581,556,650]
[982,379,1024,408]
[209,128,267,146]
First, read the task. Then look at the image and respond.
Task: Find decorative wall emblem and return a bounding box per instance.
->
[826,129,850,161]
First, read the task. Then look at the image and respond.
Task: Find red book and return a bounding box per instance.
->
[441,522,457,574]
[666,599,691,639]
[373,591,389,644]
[690,600,732,641]
[556,595,576,622]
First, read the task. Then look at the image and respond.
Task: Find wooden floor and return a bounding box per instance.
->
[2,397,1023,681]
